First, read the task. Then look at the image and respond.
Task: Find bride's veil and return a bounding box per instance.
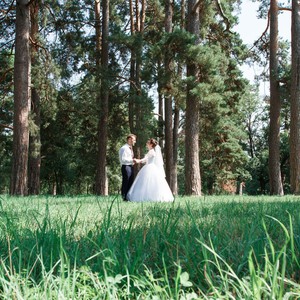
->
[154,145,166,177]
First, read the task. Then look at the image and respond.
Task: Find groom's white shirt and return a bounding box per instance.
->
[119,144,134,165]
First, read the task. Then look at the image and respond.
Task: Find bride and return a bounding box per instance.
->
[126,138,174,202]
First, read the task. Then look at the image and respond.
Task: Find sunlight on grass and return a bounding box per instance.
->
[0,194,300,298]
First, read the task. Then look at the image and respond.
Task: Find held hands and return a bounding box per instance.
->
[133,158,141,164]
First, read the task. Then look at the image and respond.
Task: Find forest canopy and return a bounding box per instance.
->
[0,0,294,196]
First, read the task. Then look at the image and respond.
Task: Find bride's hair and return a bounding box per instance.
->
[148,138,158,148]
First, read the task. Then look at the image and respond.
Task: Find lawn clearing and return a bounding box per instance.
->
[0,194,300,299]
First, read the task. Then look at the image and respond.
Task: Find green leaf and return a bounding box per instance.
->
[180,272,193,287]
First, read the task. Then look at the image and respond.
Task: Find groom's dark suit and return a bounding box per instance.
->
[119,143,134,200]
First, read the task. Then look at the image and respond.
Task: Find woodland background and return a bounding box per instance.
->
[0,0,297,197]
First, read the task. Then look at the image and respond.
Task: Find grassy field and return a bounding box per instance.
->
[0,194,300,299]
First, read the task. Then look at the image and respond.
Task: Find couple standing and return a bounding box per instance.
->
[119,134,174,202]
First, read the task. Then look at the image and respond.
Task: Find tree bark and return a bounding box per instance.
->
[28,0,41,195]
[185,0,201,195]
[164,0,176,192]
[172,102,179,194]
[157,60,164,148]
[269,0,283,195]
[290,0,300,194]
[10,0,31,196]
[28,88,41,195]
[170,0,185,195]
[95,0,109,195]
[129,0,135,133]
[128,0,145,164]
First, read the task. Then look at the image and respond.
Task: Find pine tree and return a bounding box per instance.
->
[290,0,300,194]
[185,0,201,195]
[269,0,284,195]
[10,0,31,196]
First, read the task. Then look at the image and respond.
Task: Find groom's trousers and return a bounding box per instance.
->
[121,165,134,200]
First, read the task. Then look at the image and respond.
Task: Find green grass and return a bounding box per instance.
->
[0,194,300,299]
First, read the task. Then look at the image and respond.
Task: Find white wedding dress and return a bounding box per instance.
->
[127,146,174,202]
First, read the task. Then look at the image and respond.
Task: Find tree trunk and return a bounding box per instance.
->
[172,102,179,194]
[157,60,164,148]
[247,115,255,158]
[170,0,185,195]
[95,0,109,195]
[290,0,300,194]
[10,0,31,196]
[128,0,145,164]
[134,0,145,159]
[28,0,41,195]
[95,0,101,62]
[185,0,201,195]
[269,0,283,195]
[28,88,41,194]
[164,0,175,192]
[129,0,136,135]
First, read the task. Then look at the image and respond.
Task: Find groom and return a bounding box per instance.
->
[119,134,137,201]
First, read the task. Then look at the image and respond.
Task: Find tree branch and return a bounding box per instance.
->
[251,6,291,50]
[0,67,13,84]
[29,36,50,58]
[250,9,270,51]
[0,0,15,22]
[0,123,13,131]
[278,7,292,12]
[113,75,141,92]
[215,0,233,33]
